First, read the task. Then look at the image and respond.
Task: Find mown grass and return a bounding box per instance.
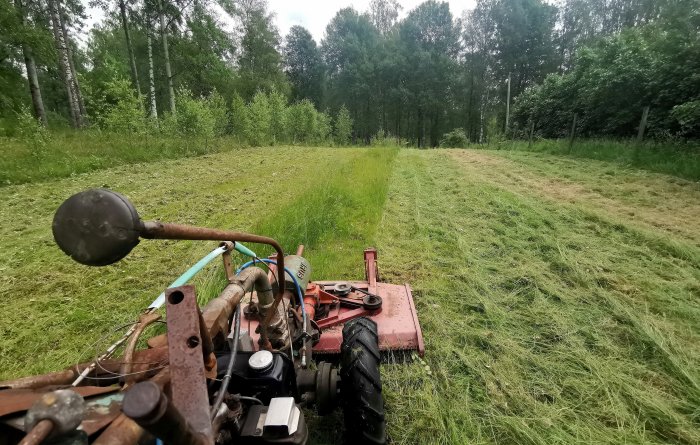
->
[0,131,240,186]
[0,141,698,444]
[486,139,700,181]
[377,150,699,444]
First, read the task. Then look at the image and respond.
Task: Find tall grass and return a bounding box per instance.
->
[254,147,399,278]
[0,130,240,186]
[487,139,700,181]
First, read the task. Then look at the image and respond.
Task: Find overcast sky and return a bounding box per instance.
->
[85,0,478,44]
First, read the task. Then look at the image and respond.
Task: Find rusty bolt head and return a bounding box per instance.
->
[122,381,166,423]
[25,389,85,436]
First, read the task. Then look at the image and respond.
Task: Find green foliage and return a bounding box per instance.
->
[229,93,248,140]
[439,128,469,148]
[235,3,290,100]
[267,87,287,144]
[671,101,700,137]
[315,111,332,144]
[206,91,228,137]
[15,106,49,150]
[514,23,700,138]
[245,91,271,146]
[334,105,352,145]
[284,26,324,107]
[162,89,224,139]
[97,78,147,134]
[370,129,401,146]
[285,99,316,144]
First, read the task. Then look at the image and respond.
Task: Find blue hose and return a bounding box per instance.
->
[236,259,308,333]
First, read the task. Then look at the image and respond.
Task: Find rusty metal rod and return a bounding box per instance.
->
[140,221,285,349]
[18,419,54,445]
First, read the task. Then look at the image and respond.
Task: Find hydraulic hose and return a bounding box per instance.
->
[236,259,307,335]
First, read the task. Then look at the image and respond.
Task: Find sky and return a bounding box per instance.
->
[85,0,478,44]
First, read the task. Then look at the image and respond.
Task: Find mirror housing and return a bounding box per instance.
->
[52,189,142,266]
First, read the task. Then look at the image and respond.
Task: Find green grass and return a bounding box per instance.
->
[0,141,698,444]
[485,139,700,181]
[0,130,242,186]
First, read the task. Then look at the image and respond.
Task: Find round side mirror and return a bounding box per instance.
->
[52,189,142,266]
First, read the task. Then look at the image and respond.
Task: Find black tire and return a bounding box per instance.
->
[340,317,386,445]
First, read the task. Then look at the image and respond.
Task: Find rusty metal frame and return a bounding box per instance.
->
[165,285,213,442]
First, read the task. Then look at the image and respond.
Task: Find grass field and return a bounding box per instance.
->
[0,145,698,444]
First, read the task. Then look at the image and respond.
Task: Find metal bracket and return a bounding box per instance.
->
[166,285,214,442]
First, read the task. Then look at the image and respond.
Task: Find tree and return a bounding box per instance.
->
[399,1,460,146]
[284,25,324,107]
[369,0,402,35]
[3,0,51,125]
[157,0,175,113]
[267,87,286,143]
[334,105,352,145]
[322,7,381,142]
[236,1,289,100]
[47,0,83,127]
[118,0,141,98]
[245,90,271,145]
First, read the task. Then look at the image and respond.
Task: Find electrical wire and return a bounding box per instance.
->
[210,302,241,419]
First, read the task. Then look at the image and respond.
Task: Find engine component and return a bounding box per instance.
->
[248,351,274,373]
[215,351,296,404]
[239,398,308,445]
[283,255,312,293]
[295,362,340,415]
[340,318,386,445]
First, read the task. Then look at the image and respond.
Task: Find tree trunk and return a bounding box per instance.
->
[146,18,158,120]
[119,0,142,98]
[47,0,81,128]
[158,0,176,114]
[59,7,87,120]
[16,0,47,126]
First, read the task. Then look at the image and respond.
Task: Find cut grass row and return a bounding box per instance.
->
[488,139,700,181]
[376,150,699,444]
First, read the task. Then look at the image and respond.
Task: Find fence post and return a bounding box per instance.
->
[637,106,650,142]
[568,113,578,153]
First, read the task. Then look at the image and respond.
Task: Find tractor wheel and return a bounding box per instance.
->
[339,317,386,445]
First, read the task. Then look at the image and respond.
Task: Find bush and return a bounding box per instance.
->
[334,105,352,145]
[206,90,228,137]
[245,91,271,146]
[285,99,316,144]
[97,78,147,135]
[268,88,287,144]
[671,101,700,137]
[439,128,468,148]
[164,88,216,139]
[370,129,400,147]
[315,111,332,144]
[15,106,49,151]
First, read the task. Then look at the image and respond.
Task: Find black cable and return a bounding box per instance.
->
[210,303,241,419]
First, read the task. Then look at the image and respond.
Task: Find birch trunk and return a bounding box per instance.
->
[158,0,176,113]
[147,18,158,119]
[16,0,47,126]
[59,6,86,120]
[119,0,142,98]
[47,0,81,128]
